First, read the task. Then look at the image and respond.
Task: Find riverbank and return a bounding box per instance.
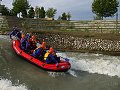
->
[30,30,120,56]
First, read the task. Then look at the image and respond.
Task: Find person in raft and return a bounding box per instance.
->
[29,35,37,50]
[25,33,31,41]
[20,34,29,51]
[9,26,22,40]
[32,41,46,60]
[22,33,32,53]
[44,47,59,66]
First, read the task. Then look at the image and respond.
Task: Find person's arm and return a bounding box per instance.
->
[14,32,21,40]
[26,41,29,50]
[20,39,22,43]
[9,31,14,40]
[14,31,19,37]
[36,48,41,56]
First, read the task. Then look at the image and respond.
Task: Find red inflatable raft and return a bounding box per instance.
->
[12,40,71,72]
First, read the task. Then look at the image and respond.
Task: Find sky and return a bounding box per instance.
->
[1,0,119,20]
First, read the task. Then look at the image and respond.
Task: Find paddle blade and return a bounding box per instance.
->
[65,58,69,62]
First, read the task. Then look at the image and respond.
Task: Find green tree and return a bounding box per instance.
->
[39,7,45,18]
[12,0,29,17]
[9,9,17,16]
[46,8,57,18]
[92,0,119,19]
[28,7,35,18]
[61,12,67,20]
[93,15,102,20]
[21,9,27,18]
[0,5,10,15]
[67,12,71,20]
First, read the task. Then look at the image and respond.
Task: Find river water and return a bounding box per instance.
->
[0,35,120,90]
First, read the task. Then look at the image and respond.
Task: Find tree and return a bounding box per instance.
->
[28,7,35,18]
[0,5,10,15]
[21,9,27,18]
[67,12,71,20]
[46,8,57,18]
[12,0,29,17]
[61,12,67,20]
[9,9,17,16]
[39,7,45,18]
[92,0,119,19]
[93,15,102,20]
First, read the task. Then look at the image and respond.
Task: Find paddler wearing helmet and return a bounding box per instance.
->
[20,34,29,51]
[44,47,58,66]
[29,35,37,50]
[32,41,46,60]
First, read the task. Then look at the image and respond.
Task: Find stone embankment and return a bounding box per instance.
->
[36,32,120,55]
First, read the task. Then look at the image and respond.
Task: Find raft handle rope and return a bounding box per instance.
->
[42,64,45,67]
[30,57,33,61]
[19,51,22,54]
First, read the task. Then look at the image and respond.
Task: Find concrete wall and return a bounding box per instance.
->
[23,19,120,33]
[0,16,120,33]
[0,16,9,31]
[0,16,22,34]
[71,20,120,33]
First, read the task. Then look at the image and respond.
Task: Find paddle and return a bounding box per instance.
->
[59,56,70,62]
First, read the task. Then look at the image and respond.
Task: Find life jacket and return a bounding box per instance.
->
[29,39,36,46]
[31,39,36,46]
[44,52,50,60]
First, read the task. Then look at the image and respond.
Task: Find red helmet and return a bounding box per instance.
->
[41,42,46,48]
[49,47,54,53]
[22,34,25,38]
[31,35,35,39]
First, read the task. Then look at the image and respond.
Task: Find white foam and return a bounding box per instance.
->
[0,78,28,90]
[48,72,65,77]
[68,70,77,77]
[0,35,8,40]
[72,56,120,77]
[57,52,120,77]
